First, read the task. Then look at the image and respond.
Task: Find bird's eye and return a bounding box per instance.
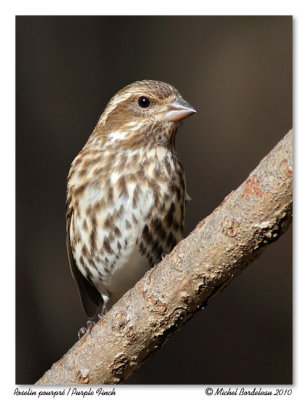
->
[138,96,150,108]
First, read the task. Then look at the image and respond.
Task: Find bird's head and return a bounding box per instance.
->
[93,80,196,149]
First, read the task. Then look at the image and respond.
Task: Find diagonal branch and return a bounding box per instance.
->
[36,130,293,385]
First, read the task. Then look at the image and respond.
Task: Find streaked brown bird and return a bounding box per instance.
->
[66,80,196,320]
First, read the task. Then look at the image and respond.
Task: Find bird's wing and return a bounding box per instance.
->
[66,202,103,318]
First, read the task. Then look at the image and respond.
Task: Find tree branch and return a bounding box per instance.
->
[36,130,293,385]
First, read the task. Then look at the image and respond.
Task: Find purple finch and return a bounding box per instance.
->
[66,80,196,318]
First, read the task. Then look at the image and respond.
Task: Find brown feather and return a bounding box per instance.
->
[66,207,103,318]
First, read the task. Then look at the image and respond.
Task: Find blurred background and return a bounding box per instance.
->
[16,16,292,384]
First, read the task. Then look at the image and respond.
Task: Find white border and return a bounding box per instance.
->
[1,1,307,399]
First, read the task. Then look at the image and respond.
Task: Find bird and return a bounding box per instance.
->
[66,80,196,322]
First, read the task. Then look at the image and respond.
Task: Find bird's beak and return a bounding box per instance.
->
[161,96,197,122]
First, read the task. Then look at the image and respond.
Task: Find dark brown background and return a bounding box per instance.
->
[16,16,292,384]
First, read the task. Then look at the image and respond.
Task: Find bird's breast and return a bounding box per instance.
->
[69,146,186,303]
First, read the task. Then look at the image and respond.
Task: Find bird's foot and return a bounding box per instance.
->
[78,320,96,339]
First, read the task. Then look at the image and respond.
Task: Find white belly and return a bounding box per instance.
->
[100,243,149,307]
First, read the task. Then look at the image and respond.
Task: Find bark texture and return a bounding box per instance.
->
[36,130,293,385]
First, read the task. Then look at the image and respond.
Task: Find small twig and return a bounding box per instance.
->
[36,130,292,385]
